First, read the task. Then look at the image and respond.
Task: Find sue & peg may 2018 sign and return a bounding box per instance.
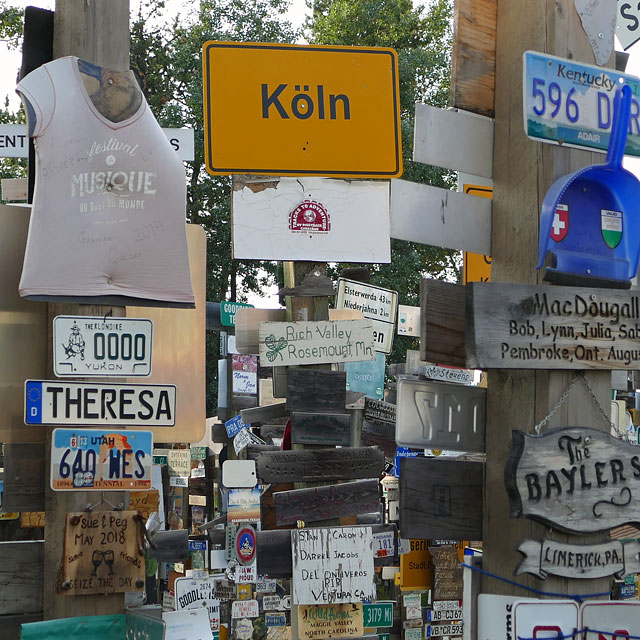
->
[259,319,375,367]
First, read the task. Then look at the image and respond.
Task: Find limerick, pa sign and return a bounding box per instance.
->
[506,426,640,533]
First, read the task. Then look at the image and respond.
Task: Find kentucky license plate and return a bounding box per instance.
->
[51,428,153,490]
[523,51,640,155]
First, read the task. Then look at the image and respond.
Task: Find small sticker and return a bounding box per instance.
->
[289,200,330,234]
[601,209,623,249]
[551,204,569,242]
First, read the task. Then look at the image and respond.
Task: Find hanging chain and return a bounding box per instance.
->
[534,371,615,435]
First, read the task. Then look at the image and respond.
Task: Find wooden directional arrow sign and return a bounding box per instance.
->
[390,180,491,255]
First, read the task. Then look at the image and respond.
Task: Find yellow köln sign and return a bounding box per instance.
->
[202,42,402,178]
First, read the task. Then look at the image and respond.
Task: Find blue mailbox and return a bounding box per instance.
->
[537,83,640,289]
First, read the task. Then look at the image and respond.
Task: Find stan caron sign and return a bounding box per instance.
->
[25,380,176,427]
[202,42,402,178]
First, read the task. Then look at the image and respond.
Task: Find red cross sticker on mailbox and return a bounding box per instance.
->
[551,204,569,242]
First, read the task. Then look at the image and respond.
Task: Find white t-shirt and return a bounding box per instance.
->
[16,56,194,307]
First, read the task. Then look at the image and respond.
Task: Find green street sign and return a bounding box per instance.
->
[220,300,254,326]
[378,635,391,640]
[363,602,394,628]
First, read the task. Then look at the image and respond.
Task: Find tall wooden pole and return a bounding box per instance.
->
[43,0,130,619]
[484,0,613,598]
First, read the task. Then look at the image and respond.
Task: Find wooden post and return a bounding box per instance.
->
[485,0,613,598]
[43,0,131,619]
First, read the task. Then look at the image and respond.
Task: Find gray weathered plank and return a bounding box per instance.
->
[241,402,288,425]
[255,447,384,484]
[286,369,347,414]
[0,541,44,615]
[420,279,466,367]
[400,458,483,540]
[291,412,351,446]
[2,443,45,511]
[274,480,381,526]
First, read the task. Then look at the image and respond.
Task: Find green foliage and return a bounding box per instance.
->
[0,0,23,49]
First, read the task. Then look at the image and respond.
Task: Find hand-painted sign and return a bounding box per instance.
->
[298,603,364,640]
[202,42,402,178]
[291,527,375,605]
[50,429,152,491]
[466,282,640,370]
[258,319,375,367]
[232,177,391,263]
[396,378,486,452]
[336,279,398,354]
[232,354,258,395]
[174,576,222,631]
[231,599,259,619]
[516,538,640,580]
[25,380,175,426]
[523,51,640,155]
[506,426,640,533]
[424,364,475,385]
[60,511,144,595]
[53,316,153,377]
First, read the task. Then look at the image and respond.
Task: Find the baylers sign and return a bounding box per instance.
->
[467,282,640,369]
[506,426,640,533]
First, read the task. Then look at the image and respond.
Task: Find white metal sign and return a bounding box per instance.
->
[232,176,391,263]
[53,315,153,377]
[291,527,376,605]
[174,576,222,632]
[428,608,463,622]
[617,2,640,51]
[514,600,579,640]
[395,378,486,452]
[336,278,398,354]
[581,601,640,639]
[397,304,420,337]
[0,124,194,161]
[523,50,640,155]
[25,380,176,426]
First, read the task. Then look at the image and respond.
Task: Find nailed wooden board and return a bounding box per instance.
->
[420,279,466,368]
[240,402,288,425]
[291,412,351,445]
[0,541,44,615]
[286,369,347,414]
[390,180,492,255]
[399,458,483,540]
[2,442,45,511]
[257,529,293,577]
[431,547,463,601]
[505,426,640,534]
[259,319,375,367]
[274,479,380,526]
[450,0,497,118]
[466,282,640,370]
[363,398,396,424]
[255,447,385,483]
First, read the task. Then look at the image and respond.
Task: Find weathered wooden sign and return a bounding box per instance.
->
[431,547,463,601]
[129,490,160,522]
[396,378,486,452]
[506,426,640,533]
[291,527,375,605]
[257,530,293,577]
[363,398,396,424]
[274,479,380,526]
[298,603,364,640]
[362,419,396,459]
[400,458,483,539]
[286,369,346,414]
[467,282,640,370]
[60,511,144,595]
[255,447,384,483]
[232,177,391,263]
[2,443,45,511]
[258,319,375,367]
[291,412,351,446]
[0,540,43,617]
[516,538,640,580]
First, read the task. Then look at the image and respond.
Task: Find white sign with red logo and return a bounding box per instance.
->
[581,601,640,639]
[513,600,579,640]
[551,204,569,242]
[232,176,390,262]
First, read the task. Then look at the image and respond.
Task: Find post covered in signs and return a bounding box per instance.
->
[484,0,614,598]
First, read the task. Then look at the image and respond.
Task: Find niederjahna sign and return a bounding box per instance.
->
[25,380,176,426]
[506,427,640,533]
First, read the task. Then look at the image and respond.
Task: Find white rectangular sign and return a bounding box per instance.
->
[580,601,640,639]
[53,315,153,377]
[0,124,195,161]
[258,319,375,367]
[291,526,376,605]
[514,600,579,640]
[25,380,176,426]
[335,278,398,354]
[174,576,222,632]
[397,304,420,337]
[232,176,391,263]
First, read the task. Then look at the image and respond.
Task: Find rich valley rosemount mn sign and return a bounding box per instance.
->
[466,282,640,369]
[506,426,640,533]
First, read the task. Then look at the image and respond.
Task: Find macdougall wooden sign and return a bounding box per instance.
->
[466,282,640,369]
[255,447,384,483]
[258,319,375,367]
[516,538,640,580]
[506,427,640,533]
[274,479,380,526]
